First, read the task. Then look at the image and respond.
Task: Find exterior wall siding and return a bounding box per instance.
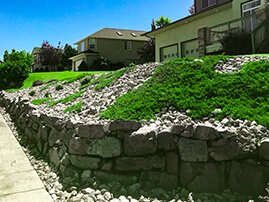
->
[97,38,145,65]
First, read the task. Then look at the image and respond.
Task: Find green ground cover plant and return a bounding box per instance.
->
[40,81,58,92]
[7,71,108,91]
[47,90,86,106]
[31,97,53,105]
[63,73,91,85]
[63,101,84,113]
[55,84,64,91]
[29,90,36,96]
[100,55,269,128]
[80,66,133,90]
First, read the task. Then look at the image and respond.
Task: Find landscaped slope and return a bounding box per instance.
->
[1,55,269,128]
[101,56,269,128]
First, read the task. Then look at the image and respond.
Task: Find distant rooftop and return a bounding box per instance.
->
[74,28,149,45]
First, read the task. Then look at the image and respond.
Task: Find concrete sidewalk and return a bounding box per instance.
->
[0,113,53,202]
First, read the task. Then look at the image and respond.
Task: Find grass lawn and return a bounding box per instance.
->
[8,71,109,91]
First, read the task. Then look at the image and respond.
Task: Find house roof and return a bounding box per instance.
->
[142,0,232,37]
[31,47,41,55]
[74,28,149,45]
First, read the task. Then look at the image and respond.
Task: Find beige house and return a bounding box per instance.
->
[31,47,42,72]
[70,28,149,71]
[144,0,269,62]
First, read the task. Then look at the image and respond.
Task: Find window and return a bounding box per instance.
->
[130,33,137,37]
[89,39,95,49]
[117,31,123,36]
[81,42,85,52]
[242,0,263,31]
[124,41,132,50]
[202,0,216,9]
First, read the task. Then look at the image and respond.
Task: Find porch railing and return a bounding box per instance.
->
[206,14,267,53]
[207,14,258,45]
[251,19,267,53]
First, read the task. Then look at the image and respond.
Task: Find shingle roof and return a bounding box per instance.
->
[74,28,149,45]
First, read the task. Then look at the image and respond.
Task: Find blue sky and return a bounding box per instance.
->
[0,0,193,60]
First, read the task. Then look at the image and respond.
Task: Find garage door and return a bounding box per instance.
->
[160,45,178,62]
[182,40,199,58]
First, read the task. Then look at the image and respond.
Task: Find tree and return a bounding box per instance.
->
[155,16,171,29]
[137,38,155,62]
[58,44,78,71]
[39,40,62,71]
[0,50,33,89]
[188,3,195,15]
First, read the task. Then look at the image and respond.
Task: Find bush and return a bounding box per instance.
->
[55,84,64,91]
[32,80,44,87]
[80,77,91,85]
[218,29,252,55]
[110,62,125,71]
[31,97,52,105]
[63,101,84,113]
[29,90,36,96]
[90,57,111,71]
[44,92,51,98]
[47,79,58,84]
[78,61,89,71]
[0,50,33,90]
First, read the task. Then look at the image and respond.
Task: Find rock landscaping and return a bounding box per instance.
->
[1,56,269,201]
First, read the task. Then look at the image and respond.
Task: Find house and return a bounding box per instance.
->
[143,0,269,62]
[31,47,42,72]
[69,28,149,71]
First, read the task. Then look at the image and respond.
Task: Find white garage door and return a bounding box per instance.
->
[160,45,178,62]
[182,40,199,58]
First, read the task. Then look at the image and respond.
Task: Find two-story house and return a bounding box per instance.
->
[69,28,149,71]
[143,0,269,62]
[31,47,42,72]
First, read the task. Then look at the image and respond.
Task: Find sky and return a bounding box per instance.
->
[0,0,193,60]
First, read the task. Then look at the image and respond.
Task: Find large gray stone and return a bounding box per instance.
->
[180,162,225,193]
[70,155,101,169]
[49,147,60,168]
[124,126,157,156]
[166,152,179,175]
[209,138,251,161]
[194,125,220,140]
[68,137,88,155]
[93,171,137,186]
[48,128,63,147]
[87,137,122,158]
[114,155,166,171]
[109,120,141,131]
[140,171,178,190]
[78,124,107,139]
[170,125,185,135]
[228,160,269,196]
[258,138,269,160]
[178,137,208,162]
[157,128,177,151]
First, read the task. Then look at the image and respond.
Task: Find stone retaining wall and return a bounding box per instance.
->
[1,94,269,197]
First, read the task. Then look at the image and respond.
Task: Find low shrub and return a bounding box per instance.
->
[31,97,52,105]
[32,80,44,87]
[63,101,84,113]
[44,92,51,98]
[39,81,58,92]
[29,90,36,96]
[47,79,58,84]
[48,90,86,106]
[55,84,64,91]
[80,77,91,85]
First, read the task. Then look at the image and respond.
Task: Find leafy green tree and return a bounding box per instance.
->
[58,44,78,71]
[155,16,171,28]
[39,40,62,71]
[0,50,33,89]
[137,38,155,62]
